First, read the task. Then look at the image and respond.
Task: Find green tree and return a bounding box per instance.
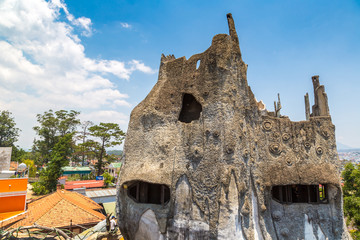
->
[0,110,20,147]
[89,123,125,176]
[342,162,360,238]
[0,110,23,162]
[76,121,93,166]
[102,172,114,188]
[20,151,42,167]
[33,110,80,164]
[11,146,26,162]
[76,139,101,163]
[34,133,74,194]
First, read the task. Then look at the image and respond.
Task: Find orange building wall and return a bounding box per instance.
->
[0,178,28,217]
[0,195,26,212]
[0,178,28,193]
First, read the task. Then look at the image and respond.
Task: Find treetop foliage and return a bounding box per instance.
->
[0,110,20,147]
[89,122,125,148]
[33,133,74,194]
[88,122,125,176]
[33,109,80,164]
[342,162,360,238]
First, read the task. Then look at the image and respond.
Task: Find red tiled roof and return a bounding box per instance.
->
[64,180,104,190]
[2,190,105,229]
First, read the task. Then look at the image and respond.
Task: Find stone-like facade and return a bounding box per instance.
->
[117,14,350,239]
[0,147,12,172]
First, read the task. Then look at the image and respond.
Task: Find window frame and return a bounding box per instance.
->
[127,181,171,206]
[271,184,328,204]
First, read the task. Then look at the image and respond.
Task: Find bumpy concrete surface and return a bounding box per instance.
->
[0,147,12,172]
[117,14,350,240]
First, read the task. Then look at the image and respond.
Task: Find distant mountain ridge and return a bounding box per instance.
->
[337,142,360,152]
[107,150,123,156]
[338,148,360,153]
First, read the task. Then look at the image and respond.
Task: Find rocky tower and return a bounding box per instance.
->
[117,14,350,240]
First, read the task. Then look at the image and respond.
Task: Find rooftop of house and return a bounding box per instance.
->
[64,180,104,190]
[62,166,92,171]
[1,189,106,229]
[62,166,92,175]
[85,188,116,198]
[107,162,122,169]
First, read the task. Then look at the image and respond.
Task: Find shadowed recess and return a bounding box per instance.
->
[179,93,202,123]
[128,181,170,205]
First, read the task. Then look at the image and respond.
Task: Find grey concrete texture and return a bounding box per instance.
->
[116,14,351,240]
[0,147,12,172]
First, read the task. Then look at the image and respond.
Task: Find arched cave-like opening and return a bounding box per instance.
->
[272,184,327,204]
[128,181,170,205]
[179,93,202,123]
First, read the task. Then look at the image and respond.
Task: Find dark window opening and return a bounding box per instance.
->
[127,181,170,205]
[272,184,328,204]
[179,94,202,123]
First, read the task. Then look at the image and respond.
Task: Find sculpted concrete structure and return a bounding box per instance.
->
[0,147,12,171]
[117,14,350,239]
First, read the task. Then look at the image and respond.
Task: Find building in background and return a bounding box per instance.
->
[104,162,122,178]
[62,166,92,177]
[0,147,28,223]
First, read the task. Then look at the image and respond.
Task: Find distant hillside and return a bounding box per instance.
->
[107,150,123,156]
[338,148,360,153]
[337,142,360,152]
[337,142,353,150]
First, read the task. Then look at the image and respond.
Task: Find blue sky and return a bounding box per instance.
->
[0,0,359,149]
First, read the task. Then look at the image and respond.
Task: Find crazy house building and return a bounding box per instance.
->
[117,14,350,240]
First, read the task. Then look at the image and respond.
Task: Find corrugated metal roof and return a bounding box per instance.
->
[106,162,122,169]
[85,188,116,198]
[111,162,122,168]
[62,166,92,171]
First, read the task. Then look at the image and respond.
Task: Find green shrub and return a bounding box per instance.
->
[350,229,360,240]
[32,182,48,195]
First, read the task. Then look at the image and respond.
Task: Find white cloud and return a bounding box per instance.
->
[0,0,155,148]
[73,17,92,37]
[80,110,129,125]
[50,0,92,36]
[129,60,156,74]
[120,22,132,29]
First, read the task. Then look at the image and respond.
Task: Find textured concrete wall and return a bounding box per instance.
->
[117,14,350,240]
[0,147,12,172]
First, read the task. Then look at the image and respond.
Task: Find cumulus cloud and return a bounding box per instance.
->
[50,0,92,36]
[0,0,155,148]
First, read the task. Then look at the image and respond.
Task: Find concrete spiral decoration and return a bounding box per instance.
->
[282,133,290,142]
